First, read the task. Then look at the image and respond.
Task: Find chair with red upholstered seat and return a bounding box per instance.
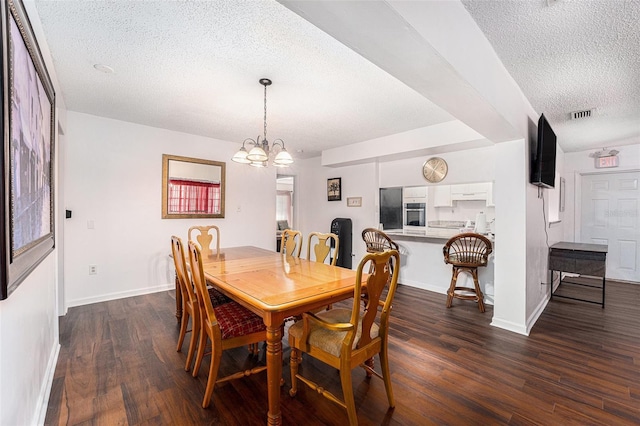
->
[188,240,267,408]
[171,236,231,372]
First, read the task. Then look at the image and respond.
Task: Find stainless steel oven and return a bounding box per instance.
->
[404,202,426,227]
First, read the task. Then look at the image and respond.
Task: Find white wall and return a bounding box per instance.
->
[290,157,377,268]
[0,256,58,426]
[63,112,276,307]
[0,3,63,425]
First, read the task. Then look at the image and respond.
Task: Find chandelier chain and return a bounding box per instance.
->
[263,83,267,141]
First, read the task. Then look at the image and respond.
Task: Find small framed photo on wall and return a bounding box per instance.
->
[327,177,341,201]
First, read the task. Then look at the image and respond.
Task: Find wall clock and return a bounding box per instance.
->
[422,157,448,183]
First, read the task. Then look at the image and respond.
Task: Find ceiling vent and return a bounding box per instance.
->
[570,109,594,120]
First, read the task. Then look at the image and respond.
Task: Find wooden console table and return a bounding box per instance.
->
[548,242,608,308]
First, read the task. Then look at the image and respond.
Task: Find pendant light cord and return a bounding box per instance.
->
[263,83,268,141]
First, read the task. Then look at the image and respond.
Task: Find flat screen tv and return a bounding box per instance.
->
[530,113,557,188]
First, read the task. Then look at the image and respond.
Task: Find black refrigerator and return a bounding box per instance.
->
[379,187,403,230]
[331,218,352,269]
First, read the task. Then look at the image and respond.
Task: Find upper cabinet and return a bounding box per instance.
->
[450,183,490,201]
[430,182,494,207]
[403,186,427,199]
[433,185,452,207]
[403,185,427,203]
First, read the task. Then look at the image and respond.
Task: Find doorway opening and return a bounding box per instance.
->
[276,175,295,252]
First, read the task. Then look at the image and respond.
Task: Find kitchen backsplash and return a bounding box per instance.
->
[428,200,495,223]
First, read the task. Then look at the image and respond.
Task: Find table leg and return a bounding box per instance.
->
[175,275,182,323]
[266,324,283,425]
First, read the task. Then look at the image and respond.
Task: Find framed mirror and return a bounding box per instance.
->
[162,154,226,219]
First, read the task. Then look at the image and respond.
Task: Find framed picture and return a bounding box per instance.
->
[559,177,566,213]
[347,197,362,207]
[327,177,341,201]
[1,0,56,299]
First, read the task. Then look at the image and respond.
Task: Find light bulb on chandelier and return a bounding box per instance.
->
[232,78,293,168]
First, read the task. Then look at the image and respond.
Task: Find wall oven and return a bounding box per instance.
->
[404,202,426,227]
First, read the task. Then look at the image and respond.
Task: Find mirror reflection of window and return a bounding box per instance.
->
[168,161,221,214]
[161,154,225,219]
[276,176,294,227]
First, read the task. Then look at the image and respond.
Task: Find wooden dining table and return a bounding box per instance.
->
[188,246,361,425]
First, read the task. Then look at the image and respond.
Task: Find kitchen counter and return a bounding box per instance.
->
[385,228,460,241]
[386,227,494,242]
[382,228,495,305]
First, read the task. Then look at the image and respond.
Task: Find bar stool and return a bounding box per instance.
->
[443,232,493,312]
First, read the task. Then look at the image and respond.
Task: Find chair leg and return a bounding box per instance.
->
[364,357,375,378]
[202,344,222,408]
[379,344,395,408]
[340,367,357,426]
[176,310,190,352]
[446,267,460,308]
[472,268,485,313]
[289,348,300,397]
[185,313,200,371]
[192,321,208,377]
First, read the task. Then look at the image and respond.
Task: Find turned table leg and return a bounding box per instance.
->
[266,324,283,425]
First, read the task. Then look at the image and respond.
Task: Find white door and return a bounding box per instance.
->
[581,172,640,282]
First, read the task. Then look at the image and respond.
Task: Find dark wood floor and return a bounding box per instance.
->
[45,279,640,425]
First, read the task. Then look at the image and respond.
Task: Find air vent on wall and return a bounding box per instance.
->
[570,109,594,120]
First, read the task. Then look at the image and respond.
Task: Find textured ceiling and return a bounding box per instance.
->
[33,0,640,158]
[32,0,454,159]
[462,0,640,152]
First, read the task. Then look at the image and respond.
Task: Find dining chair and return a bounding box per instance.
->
[306,232,339,265]
[280,229,302,257]
[361,227,399,254]
[171,236,231,372]
[288,249,401,426]
[188,225,220,258]
[443,232,493,312]
[187,240,267,409]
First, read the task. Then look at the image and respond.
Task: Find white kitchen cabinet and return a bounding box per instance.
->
[432,185,452,207]
[403,186,427,199]
[486,181,495,207]
[450,183,490,201]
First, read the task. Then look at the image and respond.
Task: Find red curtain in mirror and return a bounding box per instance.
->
[168,179,220,214]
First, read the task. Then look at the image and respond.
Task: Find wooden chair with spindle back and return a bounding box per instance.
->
[288,249,401,426]
[280,229,302,257]
[187,241,268,408]
[362,228,399,255]
[188,225,220,258]
[443,232,493,312]
[171,236,231,372]
[306,232,339,266]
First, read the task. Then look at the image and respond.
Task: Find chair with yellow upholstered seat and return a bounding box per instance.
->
[288,249,400,426]
[306,232,339,266]
[188,241,267,409]
[188,225,220,258]
[443,232,492,312]
[280,229,302,257]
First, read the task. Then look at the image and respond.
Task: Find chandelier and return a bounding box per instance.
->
[231,78,293,168]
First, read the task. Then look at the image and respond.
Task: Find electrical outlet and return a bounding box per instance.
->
[89,265,97,275]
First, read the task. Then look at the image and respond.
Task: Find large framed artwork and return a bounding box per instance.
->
[0,0,56,299]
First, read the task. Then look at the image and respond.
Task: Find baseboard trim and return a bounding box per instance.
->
[34,342,60,426]
[399,280,495,306]
[67,283,174,308]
